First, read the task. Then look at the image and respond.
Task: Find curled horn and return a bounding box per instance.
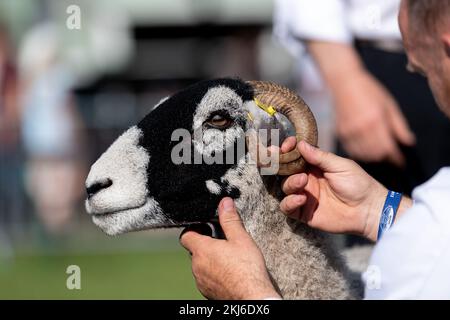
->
[247,81,318,176]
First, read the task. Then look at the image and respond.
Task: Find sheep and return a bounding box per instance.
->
[85,78,365,299]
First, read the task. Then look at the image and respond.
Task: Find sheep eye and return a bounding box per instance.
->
[206,114,232,129]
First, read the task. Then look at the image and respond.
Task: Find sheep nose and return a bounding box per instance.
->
[86,179,113,199]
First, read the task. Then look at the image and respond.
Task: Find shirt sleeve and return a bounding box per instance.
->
[364,168,450,299]
[274,0,353,52]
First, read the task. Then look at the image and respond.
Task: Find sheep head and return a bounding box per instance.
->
[85,78,317,235]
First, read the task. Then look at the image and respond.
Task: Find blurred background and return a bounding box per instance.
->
[1,0,336,299]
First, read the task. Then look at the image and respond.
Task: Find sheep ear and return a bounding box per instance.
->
[246,81,318,176]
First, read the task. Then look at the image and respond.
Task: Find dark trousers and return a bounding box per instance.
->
[342,45,450,245]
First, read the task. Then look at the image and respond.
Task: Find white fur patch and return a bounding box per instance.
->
[192,86,247,158]
[85,126,171,234]
[86,126,149,214]
[205,180,222,195]
[192,86,244,129]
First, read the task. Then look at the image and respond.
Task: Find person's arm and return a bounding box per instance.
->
[180,140,414,300]
[0,64,20,146]
[363,192,412,242]
[307,41,415,166]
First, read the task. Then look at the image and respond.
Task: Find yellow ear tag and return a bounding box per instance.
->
[254,98,277,117]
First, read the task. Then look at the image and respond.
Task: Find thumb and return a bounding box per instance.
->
[218,197,249,241]
[179,229,210,254]
[298,140,349,173]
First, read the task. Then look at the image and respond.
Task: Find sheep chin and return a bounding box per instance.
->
[91,197,172,236]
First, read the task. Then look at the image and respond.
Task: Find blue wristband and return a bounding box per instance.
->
[377,191,402,241]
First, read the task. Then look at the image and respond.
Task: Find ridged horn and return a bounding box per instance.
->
[247,81,318,175]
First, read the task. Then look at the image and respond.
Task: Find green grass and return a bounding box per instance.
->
[0,249,203,299]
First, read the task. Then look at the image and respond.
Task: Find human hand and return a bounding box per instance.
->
[180,198,280,300]
[279,138,388,242]
[332,70,415,166]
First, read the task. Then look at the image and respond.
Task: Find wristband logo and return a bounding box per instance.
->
[377,191,402,240]
[380,205,395,230]
[170,127,282,175]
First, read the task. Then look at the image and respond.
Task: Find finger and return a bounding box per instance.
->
[298,140,349,172]
[378,127,405,166]
[387,103,416,146]
[355,125,404,166]
[280,194,307,216]
[180,229,211,254]
[340,123,391,163]
[218,197,248,241]
[385,142,405,167]
[281,136,297,153]
[281,173,308,195]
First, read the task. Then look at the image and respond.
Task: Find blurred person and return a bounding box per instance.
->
[0,23,21,259]
[0,24,20,149]
[274,0,450,196]
[19,24,85,235]
[181,0,450,299]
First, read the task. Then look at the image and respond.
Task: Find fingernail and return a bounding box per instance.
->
[295,195,305,204]
[296,174,305,186]
[222,198,234,212]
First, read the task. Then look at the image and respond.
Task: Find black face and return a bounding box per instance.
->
[137,78,254,224]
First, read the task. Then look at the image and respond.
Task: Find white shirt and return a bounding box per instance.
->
[365,167,450,299]
[274,0,402,57]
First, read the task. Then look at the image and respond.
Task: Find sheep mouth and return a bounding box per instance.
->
[90,204,144,217]
[85,194,149,217]
[89,199,156,235]
[88,197,216,235]
[90,203,148,230]
[88,202,147,218]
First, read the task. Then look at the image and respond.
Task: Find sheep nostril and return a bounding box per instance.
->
[86,179,113,199]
